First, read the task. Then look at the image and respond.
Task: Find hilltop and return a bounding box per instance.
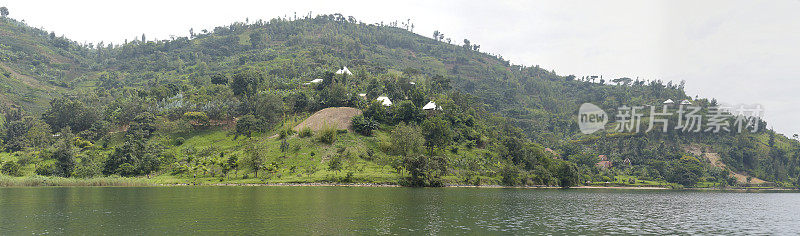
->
[0,13,798,188]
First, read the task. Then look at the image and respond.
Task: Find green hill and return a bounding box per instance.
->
[0,13,798,188]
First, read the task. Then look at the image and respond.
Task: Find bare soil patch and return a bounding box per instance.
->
[293,107,362,131]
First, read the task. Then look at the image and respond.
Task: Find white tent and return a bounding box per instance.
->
[376,96,393,106]
[663,99,675,104]
[310,79,323,83]
[422,101,441,110]
[335,66,353,75]
[680,99,692,105]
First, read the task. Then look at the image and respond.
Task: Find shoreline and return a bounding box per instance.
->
[1,176,796,191]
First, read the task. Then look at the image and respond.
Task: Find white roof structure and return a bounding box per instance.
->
[409,82,416,85]
[376,96,393,106]
[335,66,353,75]
[663,99,675,104]
[310,79,324,83]
[422,101,441,111]
[680,99,692,105]
[358,93,366,97]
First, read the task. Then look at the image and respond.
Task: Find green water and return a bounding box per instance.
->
[0,187,798,235]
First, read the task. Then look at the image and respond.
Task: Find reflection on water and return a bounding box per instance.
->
[0,187,798,234]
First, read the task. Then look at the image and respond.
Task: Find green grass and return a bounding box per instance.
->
[0,175,155,187]
[587,175,670,187]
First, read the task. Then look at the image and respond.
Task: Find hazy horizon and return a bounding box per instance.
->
[2,0,798,136]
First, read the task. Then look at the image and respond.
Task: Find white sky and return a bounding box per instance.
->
[3,0,799,136]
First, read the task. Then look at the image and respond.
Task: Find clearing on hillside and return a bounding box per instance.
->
[685,145,767,184]
[294,107,362,131]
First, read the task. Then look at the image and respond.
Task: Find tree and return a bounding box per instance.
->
[235,115,258,139]
[431,75,451,91]
[421,116,453,149]
[52,138,76,177]
[363,101,388,123]
[463,39,471,49]
[103,132,161,176]
[210,73,228,85]
[557,162,580,188]
[795,173,800,190]
[0,7,8,18]
[43,97,97,133]
[402,154,446,187]
[667,156,704,187]
[98,71,122,89]
[224,154,238,178]
[392,100,422,124]
[249,31,265,49]
[1,161,21,176]
[239,92,282,126]
[612,77,633,86]
[320,83,349,107]
[351,115,379,136]
[242,143,264,178]
[128,112,157,138]
[230,69,262,96]
[389,123,424,157]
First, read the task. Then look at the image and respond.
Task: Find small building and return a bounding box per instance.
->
[376,96,393,106]
[680,99,692,105]
[663,99,675,105]
[596,160,613,169]
[598,155,608,161]
[358,93,367,99]
[304,79,324,85]
[335,66,353,75]
[422,101,441,111]
[622,158,632,166]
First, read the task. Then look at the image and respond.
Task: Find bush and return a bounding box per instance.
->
[279,127,296,139]
[35,163,55,176]
[317,126,338,144]
[299,127,313,138]
[174,137,186,146]
[328,155,343,172]
[1,161,22,176]
[351,115,379,136]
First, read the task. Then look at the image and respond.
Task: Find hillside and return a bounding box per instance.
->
[0,13,798,188]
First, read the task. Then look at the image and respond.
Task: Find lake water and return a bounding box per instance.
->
[0,187,798,235]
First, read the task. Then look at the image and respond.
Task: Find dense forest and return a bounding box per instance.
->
[1,10,798,188]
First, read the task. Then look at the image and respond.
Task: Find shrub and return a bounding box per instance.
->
[317,126,338,144]
[1,161,22,176]
[328,155,343,172]
[351,115,379,136]
[175,137,186,146]
[279,127,296,139]
[299,127,313,138]
[35,163,55,176]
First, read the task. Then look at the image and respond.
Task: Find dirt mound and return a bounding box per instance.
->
[294,107,362,131]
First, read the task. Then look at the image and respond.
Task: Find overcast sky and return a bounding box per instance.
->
[3,0,799,136]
